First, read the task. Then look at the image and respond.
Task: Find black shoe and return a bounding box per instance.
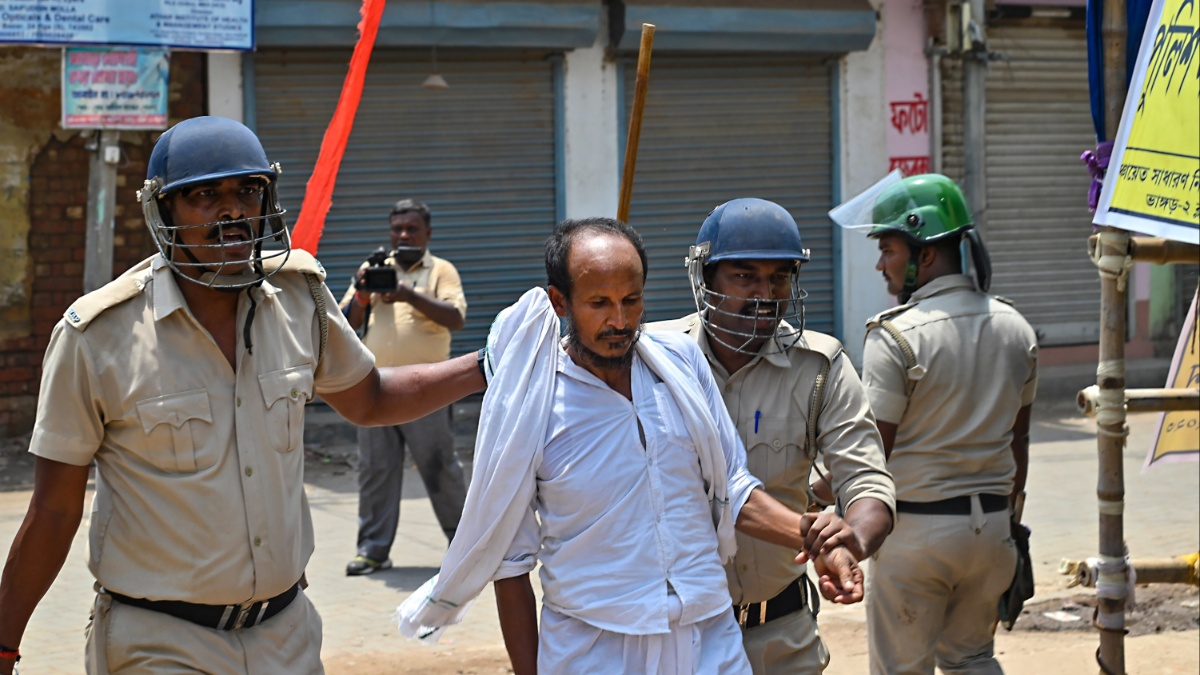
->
[345,555,393,576]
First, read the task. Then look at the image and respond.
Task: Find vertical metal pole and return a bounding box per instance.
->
[928,47,944,175]
[84,130,120,293]
[962,0,987,230]
[1097,1,1128,671]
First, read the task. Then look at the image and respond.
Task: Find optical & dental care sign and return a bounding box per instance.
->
[62,46,168,129]
[1093,0,1200,245]
[0,0,253,50]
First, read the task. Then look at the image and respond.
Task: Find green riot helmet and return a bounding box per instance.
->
[868,172,988,299]
[868,173,974,244]
[830,172,992,299]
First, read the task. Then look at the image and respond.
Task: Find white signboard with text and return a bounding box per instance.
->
[62,46,169,130]
[1,0,254,50]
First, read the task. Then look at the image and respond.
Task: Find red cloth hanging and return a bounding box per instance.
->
[289,0,386,255]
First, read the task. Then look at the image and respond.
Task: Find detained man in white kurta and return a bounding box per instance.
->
[395,218,866,675]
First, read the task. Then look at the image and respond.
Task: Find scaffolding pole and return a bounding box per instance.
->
[1093,0,1129,670]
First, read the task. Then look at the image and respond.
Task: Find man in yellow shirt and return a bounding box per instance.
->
[340,199,469,575]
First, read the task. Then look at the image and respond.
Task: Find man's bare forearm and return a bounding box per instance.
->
[494,574,538,675]
[0,459,90,670]
[843,497,893,560]
[735,487,805,550]
[1010,404,1032,509]
[342,295,368,330]
[323,352,486,427]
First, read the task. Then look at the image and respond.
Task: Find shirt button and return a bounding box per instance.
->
[245,467,253,477]
[724,384,733,393]
[254,537,262,547]
[236,397,242,407]
[772,439,782,448]
[290,389,299,399]
[741,564,749,572]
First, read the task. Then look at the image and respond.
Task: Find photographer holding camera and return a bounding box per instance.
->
[339,199,469,576]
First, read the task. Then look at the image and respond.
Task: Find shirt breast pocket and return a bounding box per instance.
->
[745,417,809,492]
[259,365,314,453]
[135,390,215,473]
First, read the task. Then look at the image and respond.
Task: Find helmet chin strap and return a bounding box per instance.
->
[899,247,921,304]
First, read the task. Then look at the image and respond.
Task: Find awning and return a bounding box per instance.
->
[256,0,600,49]
[616,0,877,53]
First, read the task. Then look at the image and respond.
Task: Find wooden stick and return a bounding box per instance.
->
[618,23,656,224]
[1095,228,1129,675]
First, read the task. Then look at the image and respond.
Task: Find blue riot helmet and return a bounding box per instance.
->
[686,198,811,355]
[137,116,290,288]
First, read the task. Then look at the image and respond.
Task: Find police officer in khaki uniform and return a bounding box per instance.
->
[854,175,1037,675]
[0,117,486,675]
[651,198,895,674]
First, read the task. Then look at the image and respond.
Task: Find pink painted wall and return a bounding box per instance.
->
[883,0,930,176]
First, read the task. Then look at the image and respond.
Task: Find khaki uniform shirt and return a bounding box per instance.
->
[649,315,895,605]
[339,250,466,367]
[861,274,1038,502]
[30,254,376,605]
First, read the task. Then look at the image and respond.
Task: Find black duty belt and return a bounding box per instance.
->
[734,576,814,630]
[896,493,1009,516]
[107,582,300,631]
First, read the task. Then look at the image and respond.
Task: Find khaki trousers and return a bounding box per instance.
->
[866,499,1016,675]
[85,588,324,674]
[742,604,830,675]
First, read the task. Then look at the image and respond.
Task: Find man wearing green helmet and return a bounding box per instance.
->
[856,174,1038,674]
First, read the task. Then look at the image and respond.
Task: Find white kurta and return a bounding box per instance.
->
[499,331,759,673]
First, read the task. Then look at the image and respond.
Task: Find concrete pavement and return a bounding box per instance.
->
[1,400,1196,673]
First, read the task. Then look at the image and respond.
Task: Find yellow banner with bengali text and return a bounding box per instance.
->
[1096,0,1200,245]
[1147,289,1200,469]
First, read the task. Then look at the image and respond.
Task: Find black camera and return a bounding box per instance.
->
[358,247,398,292]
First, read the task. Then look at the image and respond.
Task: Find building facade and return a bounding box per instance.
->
[0,0,1190,437]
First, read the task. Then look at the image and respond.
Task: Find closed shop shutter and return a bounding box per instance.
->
[255,49,557,355]
[942,21,1099,345]
[623,55,837,335]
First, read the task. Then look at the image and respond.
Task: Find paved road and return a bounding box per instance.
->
[1,402,1196,673]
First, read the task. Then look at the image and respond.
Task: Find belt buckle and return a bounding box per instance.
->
[234,599,270,630]
[736,601,767,628]
[231,603,254,631]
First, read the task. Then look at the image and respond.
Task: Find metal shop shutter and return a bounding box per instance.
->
[255,49,557,355]
[623,55,837,336]
[942,22,1099,345]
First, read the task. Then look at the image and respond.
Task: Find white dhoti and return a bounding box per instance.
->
[539,591,751,675]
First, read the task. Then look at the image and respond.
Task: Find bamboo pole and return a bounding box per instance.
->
[1077,386,1200,415]
[1095,228,1130,675]
[1088,235,1200,265]
[1061,554,1200,587]
[1097,0,1129,669]
[617,23,656,224]
[1128,237,1200,265]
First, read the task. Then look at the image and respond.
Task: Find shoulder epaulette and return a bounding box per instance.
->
[646,313,700,335]
[865,301,916,329]
[63,256,156,331]
[797,330,844,364]
[262,249,327,282]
